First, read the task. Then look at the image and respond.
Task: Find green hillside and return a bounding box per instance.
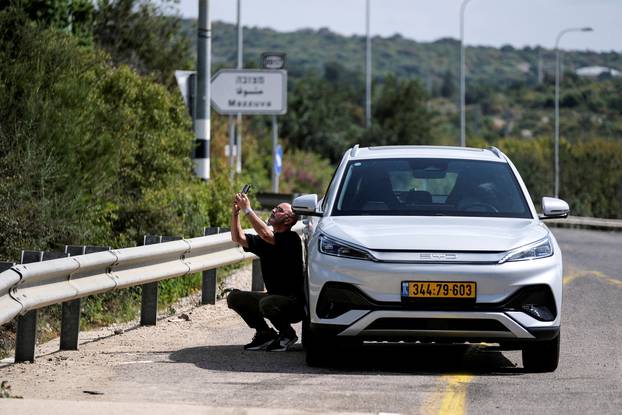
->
[180,20,622,145]
[184,20,622,90]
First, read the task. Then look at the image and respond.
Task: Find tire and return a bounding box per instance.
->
[302,318,331,367]
[522,334,560,373]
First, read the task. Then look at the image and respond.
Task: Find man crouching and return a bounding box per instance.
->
[228,191,304,352]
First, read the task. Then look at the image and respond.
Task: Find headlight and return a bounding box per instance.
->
[318,234,375,261]
[499,236,554,264]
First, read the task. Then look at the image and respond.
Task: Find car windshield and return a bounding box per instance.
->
[332,158,532,218]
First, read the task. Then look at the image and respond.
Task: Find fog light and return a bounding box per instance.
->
[522,304,554,321]
[506,285,557,322]
[316,282,374,319]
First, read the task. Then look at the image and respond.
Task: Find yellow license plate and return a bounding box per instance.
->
[401,281,476,299]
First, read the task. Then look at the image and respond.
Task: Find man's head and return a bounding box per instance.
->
[267,203,299,230]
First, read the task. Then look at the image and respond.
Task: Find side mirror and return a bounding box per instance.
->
[292,194,322,217]
[540,196,570,219]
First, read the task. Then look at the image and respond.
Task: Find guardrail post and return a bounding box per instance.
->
[202,227,226,304]
[84,246,110,255]
[15,250,43,363]
[15,310,37,363]
[65,245,86,256]
[62,247,109,351]
[140,235,162,326]
[61,245,87,351]
[60,299,81,350]
[140,282,158,326]
[251,259,264,292]
[42,251,69,261]
[139,236,181,326]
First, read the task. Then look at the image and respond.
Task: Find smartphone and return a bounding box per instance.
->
[241,184,251,194]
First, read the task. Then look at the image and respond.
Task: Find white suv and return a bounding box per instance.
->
[293,145,569,372]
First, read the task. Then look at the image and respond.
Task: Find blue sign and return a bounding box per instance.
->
[275,144,283,176]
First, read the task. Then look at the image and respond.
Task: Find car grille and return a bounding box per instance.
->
[364,318,510,332]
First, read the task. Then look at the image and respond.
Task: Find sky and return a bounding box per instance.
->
[174,0,621,52]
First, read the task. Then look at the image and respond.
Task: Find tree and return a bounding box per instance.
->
[0,0,94,42]
[93,0,192,86]
[440,68,456,99]
[361,76,435,147]
[1,0,192,87]
[280,75,363,162]
[0,6,201,259]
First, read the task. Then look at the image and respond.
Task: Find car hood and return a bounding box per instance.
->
[317,216,548,252]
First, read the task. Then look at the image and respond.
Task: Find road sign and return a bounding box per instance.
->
[275,144,283,176]
[174,70,195,117]
[261,52,287,69]
[210,69,287,115]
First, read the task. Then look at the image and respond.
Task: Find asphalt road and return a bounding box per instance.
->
[1,227,621,414]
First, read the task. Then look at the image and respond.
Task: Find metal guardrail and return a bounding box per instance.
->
[0,223,303,363]
[546,215,622,231]
[255,192,298,210]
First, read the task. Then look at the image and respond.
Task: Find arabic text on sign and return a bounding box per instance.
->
[236,88,264,97]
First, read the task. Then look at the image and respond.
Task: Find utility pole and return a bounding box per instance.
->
[554,27,593,198]
[365,0,372,129]
[236,0,243,174]
[459,0,473,147]
[195,0,211,180]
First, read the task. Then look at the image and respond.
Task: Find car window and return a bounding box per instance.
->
[321,163,340,212]
[332,158,531,218]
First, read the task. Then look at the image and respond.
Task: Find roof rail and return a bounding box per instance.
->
[487,146,503,159]
[350,144,360,157]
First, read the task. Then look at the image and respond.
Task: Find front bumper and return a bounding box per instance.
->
[307,245,563,336]
[309,310,560,343]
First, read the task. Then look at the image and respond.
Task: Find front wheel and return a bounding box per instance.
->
[302,319,331,367]
[522,334,560,373]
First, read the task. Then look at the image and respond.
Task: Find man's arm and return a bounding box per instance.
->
[235,193,275,245]
[230,195,249,248]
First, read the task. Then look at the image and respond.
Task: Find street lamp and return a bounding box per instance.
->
[459,0,473,147]
[554,26,593,198]
[365,0,372,128]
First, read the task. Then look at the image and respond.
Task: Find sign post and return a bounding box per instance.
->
[272,137,282,193]
[261,53,287,193]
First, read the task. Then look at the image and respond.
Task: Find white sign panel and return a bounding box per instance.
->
[261,52,286,69]
[211,69,287,115]
[174,70,194,109]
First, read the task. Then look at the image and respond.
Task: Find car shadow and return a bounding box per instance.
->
[169,342,524,376]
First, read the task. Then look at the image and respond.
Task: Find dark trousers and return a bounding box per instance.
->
[226,289,304,334]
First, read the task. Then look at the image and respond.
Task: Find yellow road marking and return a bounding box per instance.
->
[422,375,473,415]
[563,270,622,288]
[419,268,619,415]
[438,375,473,415]
[563,271,584,285]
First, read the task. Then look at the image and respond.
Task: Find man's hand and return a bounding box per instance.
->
[234,193,251,211]
[231,193,248,247]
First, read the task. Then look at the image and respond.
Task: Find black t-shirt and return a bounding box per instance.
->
[243,231,304,302]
